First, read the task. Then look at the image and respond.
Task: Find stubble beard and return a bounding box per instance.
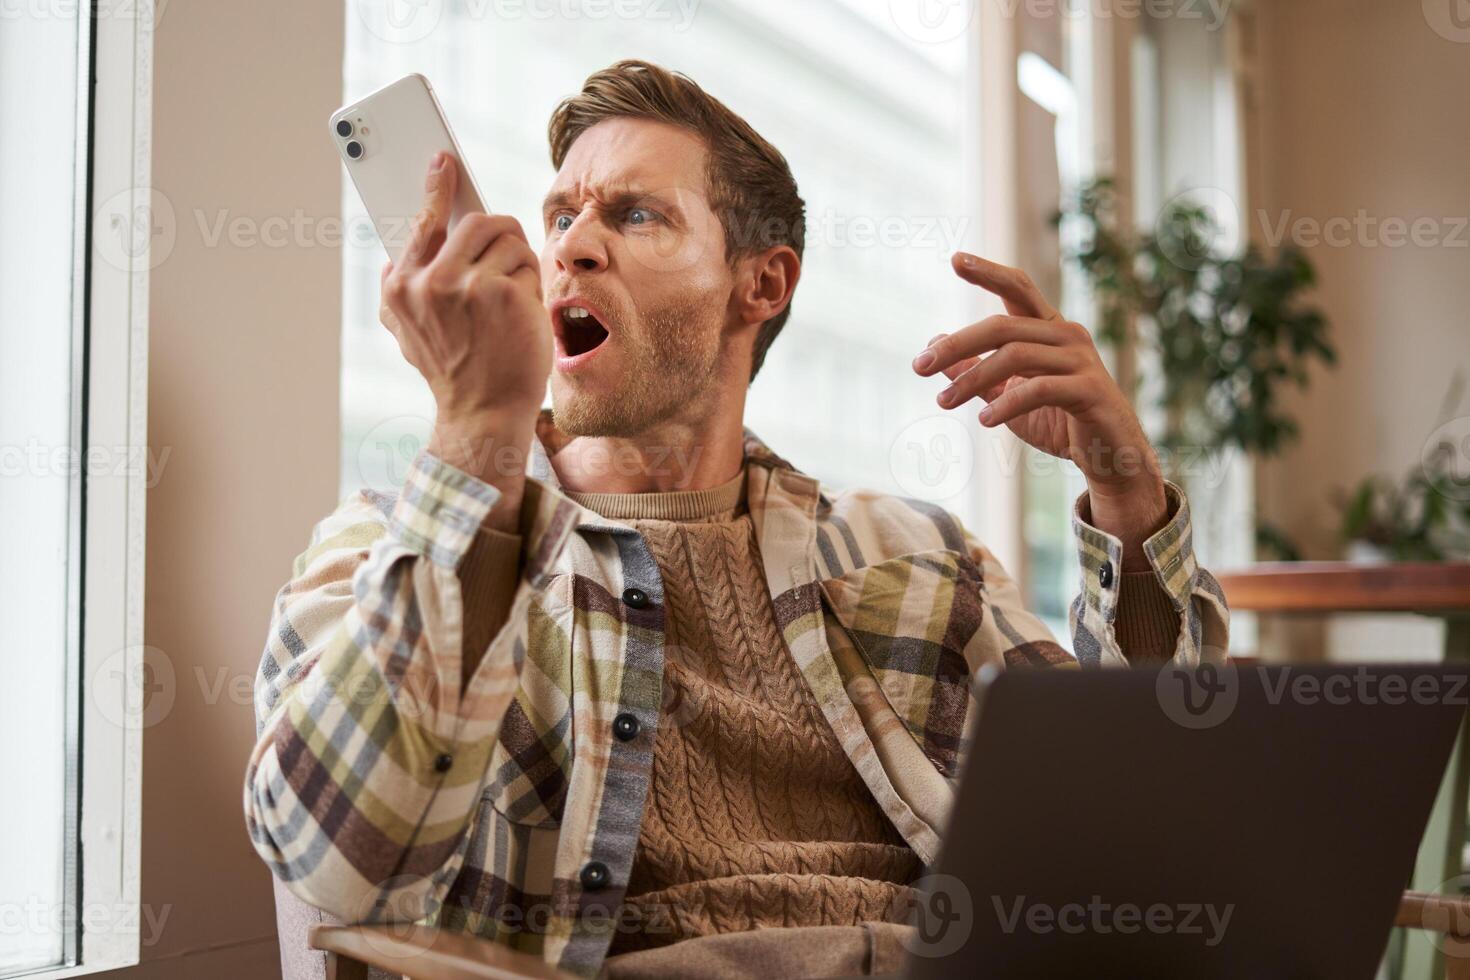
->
[551,289,726,438]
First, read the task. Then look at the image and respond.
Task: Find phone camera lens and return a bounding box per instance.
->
[345,140,363,160]
[335,119,353,138]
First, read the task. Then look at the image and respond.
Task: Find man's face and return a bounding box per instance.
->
[540,117,736,436]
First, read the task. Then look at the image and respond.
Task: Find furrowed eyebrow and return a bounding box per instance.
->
[541,189,576,218]
[541,185,686,222]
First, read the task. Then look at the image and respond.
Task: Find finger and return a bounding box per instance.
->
[979,375,1088,427]
[915,315,1073,377]
[380,261,408,337]
[951,252,1060,321]
[439,213,527,268]
[937,343,1078,409]
[926,333,980,382]
[379,261,395,320]
[470,225,538,279]
[509,264,544,302]
[462,236,540,302]
[400,151,459,271]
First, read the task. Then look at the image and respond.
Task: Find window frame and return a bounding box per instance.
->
[13,4,154,978]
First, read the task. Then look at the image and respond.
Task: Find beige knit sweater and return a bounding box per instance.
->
[565,472,924,955]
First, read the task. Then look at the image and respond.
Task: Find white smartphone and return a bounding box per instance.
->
[329,73,488,263]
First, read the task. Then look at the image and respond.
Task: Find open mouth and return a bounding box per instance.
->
[555,305,610,360]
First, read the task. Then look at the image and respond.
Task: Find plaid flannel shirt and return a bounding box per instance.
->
[245,418,1229,976]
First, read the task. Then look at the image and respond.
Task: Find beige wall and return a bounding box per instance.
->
[1252,0,1470,560]
[104,2,344,977]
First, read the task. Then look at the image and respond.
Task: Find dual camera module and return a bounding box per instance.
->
[336,118,363,159]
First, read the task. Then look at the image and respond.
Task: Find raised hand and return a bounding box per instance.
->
[913,251,1167,561]
[380,152,553,527]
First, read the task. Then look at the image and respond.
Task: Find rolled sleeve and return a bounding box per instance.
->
[1069,481,1230,667]
[388,451,502,568]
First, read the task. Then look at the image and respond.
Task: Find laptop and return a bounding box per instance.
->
[899,662,1468,979]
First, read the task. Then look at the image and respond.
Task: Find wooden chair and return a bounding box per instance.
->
[299,892,1470,979]
[307,922,571,980]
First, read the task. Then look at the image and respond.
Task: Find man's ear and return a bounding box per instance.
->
[733,245,801,328]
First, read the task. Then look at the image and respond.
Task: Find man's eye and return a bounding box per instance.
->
[553,214,574,232]
[627,207,655,226]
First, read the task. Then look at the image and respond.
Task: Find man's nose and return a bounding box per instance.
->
[552,213,608,274]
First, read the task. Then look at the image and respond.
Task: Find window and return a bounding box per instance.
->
[0,6,85,968]
[1009,6,1257,648]
[1014,15,1098,638]
[0,5,150,977]
[340,0,978,530]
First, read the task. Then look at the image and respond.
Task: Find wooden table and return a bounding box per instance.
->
[1216,562,1470,980]
[1216,562,1470,615]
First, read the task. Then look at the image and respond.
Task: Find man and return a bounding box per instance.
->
[247,60,1228,978]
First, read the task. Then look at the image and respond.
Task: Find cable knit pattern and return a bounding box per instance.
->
[565,474,922,956]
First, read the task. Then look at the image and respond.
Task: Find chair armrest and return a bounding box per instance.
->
[1398,891,1470,935]
[308,923,574,980]
[1399,891,1470,980]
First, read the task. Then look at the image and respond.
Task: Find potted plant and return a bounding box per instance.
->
[1335,417,1470,562]
[1055,178,1336,458]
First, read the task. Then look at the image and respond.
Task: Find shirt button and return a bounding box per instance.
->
[621,587,650,609]
[580,860,611,892]
[613,713,641,742]
[1098,561,1114,589]
[433,753,453,773]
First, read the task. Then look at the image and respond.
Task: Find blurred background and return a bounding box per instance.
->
[1,0,1468,977]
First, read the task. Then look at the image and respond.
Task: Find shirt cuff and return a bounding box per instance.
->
[1071,480,1199,625]
[388,450,501,569]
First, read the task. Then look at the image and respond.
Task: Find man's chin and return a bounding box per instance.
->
[549,379,638,438]
[551,375,694,439]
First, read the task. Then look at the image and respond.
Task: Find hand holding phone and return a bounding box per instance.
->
[333,76,551,513]
[379,149,549,410]
[380,151,552,524]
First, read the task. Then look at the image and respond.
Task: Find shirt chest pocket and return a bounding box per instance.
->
[818,548,984,776]
[481,696,567,829]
